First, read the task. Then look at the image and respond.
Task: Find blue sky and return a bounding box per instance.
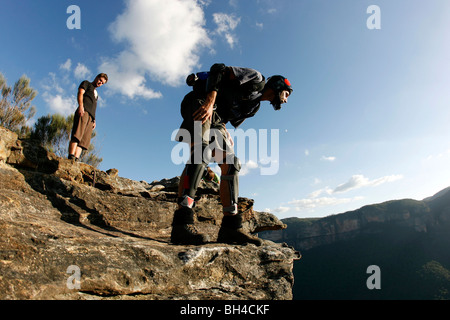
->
[1,0,450,219]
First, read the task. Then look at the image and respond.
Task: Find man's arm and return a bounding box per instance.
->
[193,90,217,124]
[77,88,85,116]
[193,63,232,124]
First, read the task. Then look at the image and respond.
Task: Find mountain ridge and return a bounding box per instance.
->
[262,188,450,251]
[261,186,450,299]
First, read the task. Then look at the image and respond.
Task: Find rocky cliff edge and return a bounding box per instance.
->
[263,188,450,252]
[0,126,300,300]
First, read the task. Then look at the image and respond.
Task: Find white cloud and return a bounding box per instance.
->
[74,63,91,80]
[270,206,290,214]
[229,0,238,8]
[198,0,212,6]
[41,70,77,116]
[60,59,72,71]
[288,196,362,210]
[100,0,212,99]
[333,174,403,194]
[41,72,65,95]
[43,93,76,116]
[424,149,450,162]
[321,155,336,162]
[274,173,402,215]
[240,160,259,176]
[100,54,163,100]
[284,184,361,212]
[308,187,332,199]
[213,13,241,49]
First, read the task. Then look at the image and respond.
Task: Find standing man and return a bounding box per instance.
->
[68,73,108,161]
[172,63,293,246]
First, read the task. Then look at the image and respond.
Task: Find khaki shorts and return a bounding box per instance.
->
[71,111,94,150]
[175,91,233,156]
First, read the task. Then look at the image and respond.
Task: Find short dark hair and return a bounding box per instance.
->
[97,73,108,83]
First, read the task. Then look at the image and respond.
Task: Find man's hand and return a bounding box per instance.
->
[193,91,217,124]
[193,103,213,124]
[77,106,85,117]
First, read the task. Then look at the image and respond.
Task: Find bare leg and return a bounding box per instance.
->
[75,146,83,159]
[68,140,78,157]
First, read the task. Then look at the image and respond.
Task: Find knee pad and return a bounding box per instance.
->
[221,154,241,214]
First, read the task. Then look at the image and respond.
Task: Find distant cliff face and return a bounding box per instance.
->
[263,189,450,252]
[0,126,299,300]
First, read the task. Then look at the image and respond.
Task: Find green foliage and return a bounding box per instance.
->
[417,261,450,300]
[287,222,450,300]
[31,114,73,156]
[0,72,37,135]
[31,113,103,168]
[80,139,103,168]
[292,227,450,300]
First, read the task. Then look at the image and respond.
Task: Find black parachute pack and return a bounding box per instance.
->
[186,64,265,100]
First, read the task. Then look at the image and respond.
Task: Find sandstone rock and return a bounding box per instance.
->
[0,126,299,300]
[0,126,17,163]
[106,168,119,177]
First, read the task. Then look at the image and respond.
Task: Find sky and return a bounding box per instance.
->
[1,0,450,219]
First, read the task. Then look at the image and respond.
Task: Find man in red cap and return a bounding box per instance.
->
[172,63,292,246]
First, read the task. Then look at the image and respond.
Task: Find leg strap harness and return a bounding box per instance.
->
[221,154,241,214]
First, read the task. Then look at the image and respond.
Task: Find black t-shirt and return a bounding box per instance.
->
[79,80,98,120]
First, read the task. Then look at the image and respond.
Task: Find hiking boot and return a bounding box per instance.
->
[171,207,208,245]
[217,214,263,246]
[68,154,79,162]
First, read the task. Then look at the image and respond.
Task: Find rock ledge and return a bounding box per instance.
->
[0,127,299,300]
